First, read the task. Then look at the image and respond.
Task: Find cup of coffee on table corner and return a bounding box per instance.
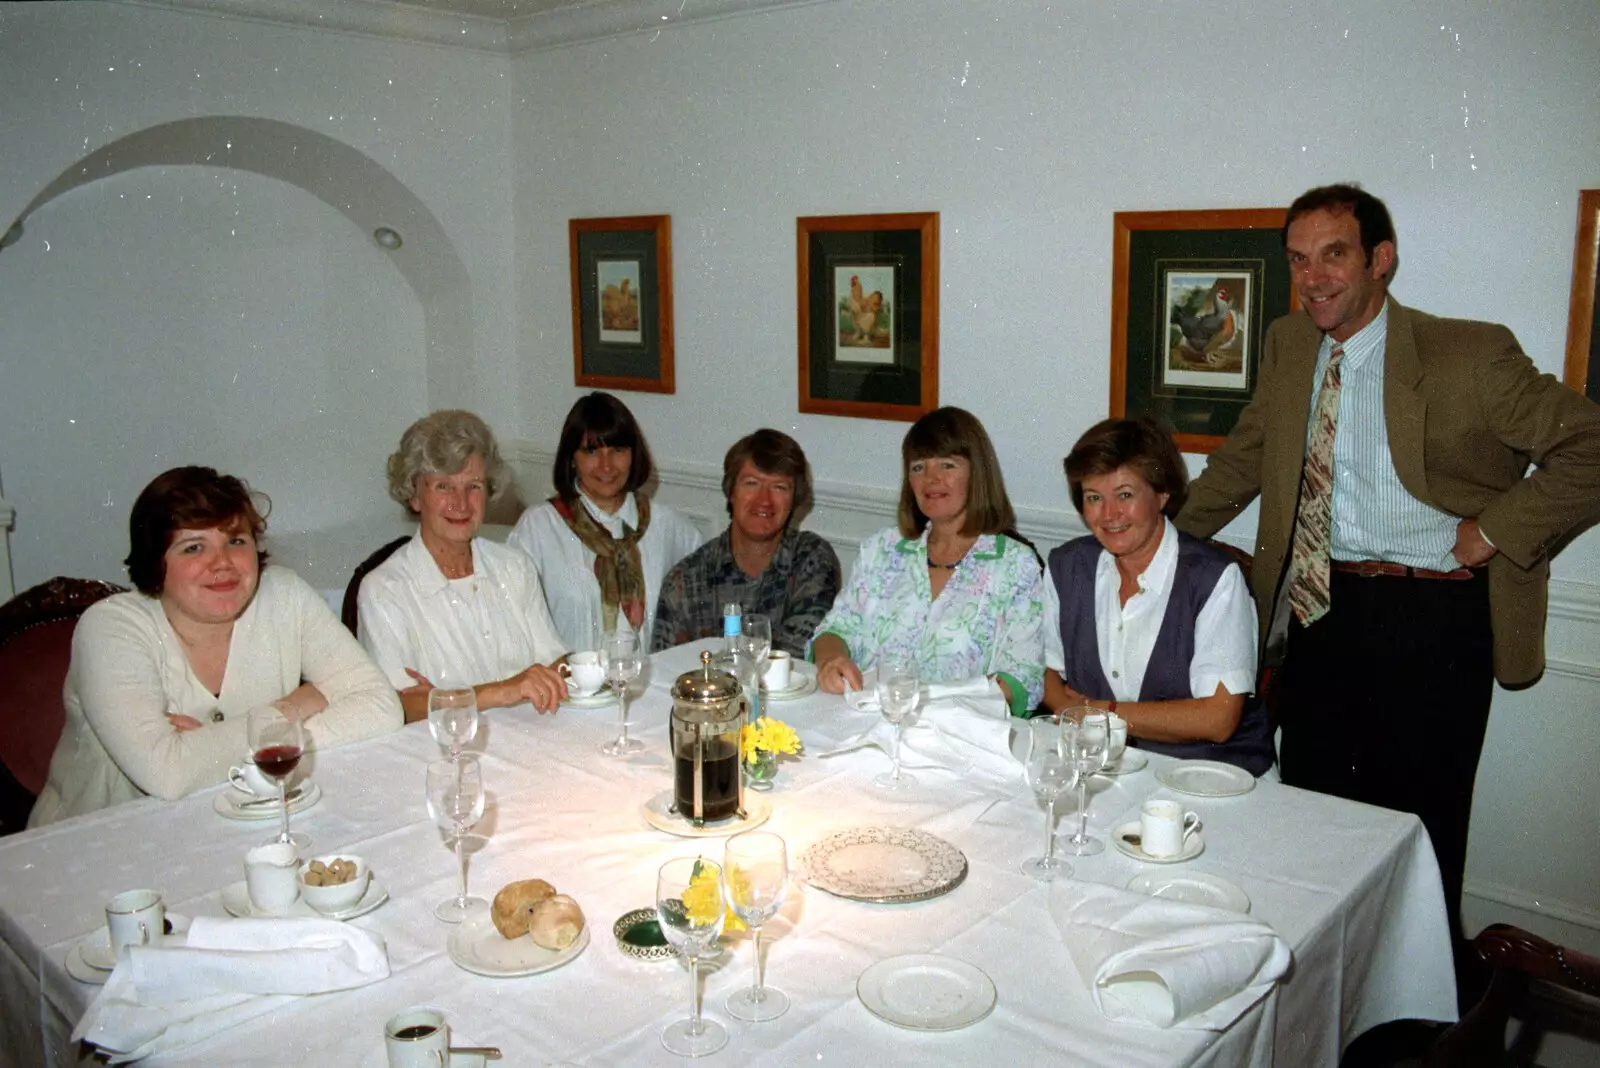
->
[105,888,165,956]
[761,650,793,691]
[1139,799,1201,858]
[385,1006,450,1068]
[559,651,606,697]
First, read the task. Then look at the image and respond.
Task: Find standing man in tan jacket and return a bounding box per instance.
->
[1175,184,1600,977]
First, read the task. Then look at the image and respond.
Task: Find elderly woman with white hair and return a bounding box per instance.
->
[358,410,569,721]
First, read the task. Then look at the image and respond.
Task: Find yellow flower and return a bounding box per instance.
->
[741,716,803,764]
[683,861,745,931]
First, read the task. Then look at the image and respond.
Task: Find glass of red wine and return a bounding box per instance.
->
[247,705,307,850]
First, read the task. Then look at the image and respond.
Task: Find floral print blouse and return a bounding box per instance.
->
[809,527,1045,715]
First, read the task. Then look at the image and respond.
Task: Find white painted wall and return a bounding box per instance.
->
[0,0,515,591]
[508,0,1600,961]
[1,0,1597,998]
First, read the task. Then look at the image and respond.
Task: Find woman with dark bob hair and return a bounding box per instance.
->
[359,411,569,720]
[1042,417,1273,774]
[810,407,1044,716]
[29,467,401,827]
[507,392,702,649]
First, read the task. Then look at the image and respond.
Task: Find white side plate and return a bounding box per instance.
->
[220,877,389,921]
[1113,822,1205,864]
[213,781,323,821]
[447,914,590,978]
[1126,871,1250,913]
[1155,759,1256,797]
[857,954,997,1031]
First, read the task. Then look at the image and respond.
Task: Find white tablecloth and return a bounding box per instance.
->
[0,644,1456,1066]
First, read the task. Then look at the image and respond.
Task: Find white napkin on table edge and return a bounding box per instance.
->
[74,916,390,1062]
[1049,881,1290,1030]
[822,677,1018,781]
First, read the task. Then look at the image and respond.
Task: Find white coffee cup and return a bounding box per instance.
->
[761,651,792,691]
[1082,712,1128,765]
[244,842,301,913]
[1139,799,1202,858]
[229,759,280,797]
[559,651,606,697]
[105,888,165,956]
[385,1006,450,1068]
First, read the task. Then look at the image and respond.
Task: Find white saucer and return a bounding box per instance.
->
[857,954,997,1031]
[361,1047,486,1068]
[562,685,617,709]
[1155,760,1256,797]
[761,663,818,702]
[447,913,590,977]
[1114,821,1205,864]
[1098,748,1149,776]
[220,876,389,920]
[213,781,323,821]
[69,915,192,982]
[1126,871,1251,913]
[641,790,771,838]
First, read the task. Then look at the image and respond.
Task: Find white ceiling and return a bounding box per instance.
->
[127,0,823,54]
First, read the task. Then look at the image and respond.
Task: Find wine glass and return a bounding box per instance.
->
[425,756,487,922]
[1022,716,1074,880]
[247,705,307,849]
[1062,705,1107,856]
[599,630,645,756]
[872,656,921,790]
[427,687,478,760]
[656,856,728,1057]
[723,831,789,1022]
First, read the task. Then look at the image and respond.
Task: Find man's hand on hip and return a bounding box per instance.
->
[1452,518,1497,568]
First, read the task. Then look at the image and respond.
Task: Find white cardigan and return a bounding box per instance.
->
[29,566,401,827]
[506,493,703,651]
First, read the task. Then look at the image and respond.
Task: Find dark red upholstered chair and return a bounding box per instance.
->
[1424,924,1600,1067]
[0,577,126,834]
[340,536,411,636]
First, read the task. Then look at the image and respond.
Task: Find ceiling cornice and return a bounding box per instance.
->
[117,0,830,56]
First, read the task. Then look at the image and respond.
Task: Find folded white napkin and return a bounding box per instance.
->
[1049,881,1290,1030]
[74,917,390,1063]
[823,677,1019,782]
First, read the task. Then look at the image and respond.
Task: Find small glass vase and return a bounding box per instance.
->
[744,749,779,791]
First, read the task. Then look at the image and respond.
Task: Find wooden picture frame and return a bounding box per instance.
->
[797,211,939,421]
[1564,189,1600,403]
[1111,208,1299,453]
[569,215,674,393]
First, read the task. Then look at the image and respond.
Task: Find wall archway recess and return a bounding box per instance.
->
[4,116,476,407]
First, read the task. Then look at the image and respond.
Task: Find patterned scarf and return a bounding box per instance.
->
[550,494,652,632]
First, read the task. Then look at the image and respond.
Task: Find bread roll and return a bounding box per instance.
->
[528,894,586,951]
[490,878,557,939]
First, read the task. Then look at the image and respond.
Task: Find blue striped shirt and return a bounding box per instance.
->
[1308,303,1462,571]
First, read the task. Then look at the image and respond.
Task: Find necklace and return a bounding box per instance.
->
[926,558,962,570]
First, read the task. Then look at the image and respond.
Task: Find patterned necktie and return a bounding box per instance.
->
[1288,344,1345,626]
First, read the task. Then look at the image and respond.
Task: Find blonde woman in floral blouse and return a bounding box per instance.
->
[809,407,1045,716]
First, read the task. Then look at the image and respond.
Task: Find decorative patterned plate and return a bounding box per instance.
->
[800,827,968,903]
[857,954,997,1030]
[1155,760,1255,797]
[447,912,590,978]
[1126,871,1250,913]
[213,781,323,821]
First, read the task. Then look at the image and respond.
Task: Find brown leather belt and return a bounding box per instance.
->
[1331,559,1475,581]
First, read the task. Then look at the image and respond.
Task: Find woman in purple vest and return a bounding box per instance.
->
[1041,418,1274,775]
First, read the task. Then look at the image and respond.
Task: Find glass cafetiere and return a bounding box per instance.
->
[670,651,750,824]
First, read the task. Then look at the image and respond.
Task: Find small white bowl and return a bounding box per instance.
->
[297,854,370,914]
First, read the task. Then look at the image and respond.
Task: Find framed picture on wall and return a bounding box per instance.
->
[797,211,939,421]
[1564,189,1600,403]
[1110,208,1298,453]
[569,215,674,393]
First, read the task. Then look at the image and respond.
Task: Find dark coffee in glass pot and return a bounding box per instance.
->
[669,651,749,825]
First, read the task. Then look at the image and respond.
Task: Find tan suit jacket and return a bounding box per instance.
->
[1175,298,1600,686]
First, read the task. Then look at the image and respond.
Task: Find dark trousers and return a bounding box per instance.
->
[1277,568,1493,958]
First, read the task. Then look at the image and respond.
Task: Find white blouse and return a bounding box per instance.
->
[506,492,703,651]
[357,534,569,690]
[30,566,401,827]
[1043,519,1258,702]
